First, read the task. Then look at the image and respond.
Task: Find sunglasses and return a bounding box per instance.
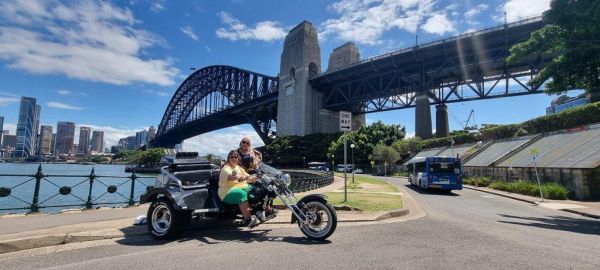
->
[241,141,250,145]
[230,156,239,159]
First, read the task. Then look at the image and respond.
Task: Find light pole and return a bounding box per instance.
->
[303,156,305,168]
[331,154,335,171]
[350,143,355,184]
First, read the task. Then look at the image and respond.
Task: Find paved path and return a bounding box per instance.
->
[1,176,599,269]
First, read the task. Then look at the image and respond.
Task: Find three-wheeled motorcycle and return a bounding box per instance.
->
[140,152,337,240]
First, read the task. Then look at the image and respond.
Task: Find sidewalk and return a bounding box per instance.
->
[0,176,409,254]
[464,185,600,219]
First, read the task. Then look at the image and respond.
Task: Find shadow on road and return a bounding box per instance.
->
[403,184,461,196]
[116,219,331,247]
[497,214,600,235]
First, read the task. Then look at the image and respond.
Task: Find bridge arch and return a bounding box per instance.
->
[152,65,278,148]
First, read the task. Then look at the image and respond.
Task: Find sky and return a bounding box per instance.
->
[0,0,573,157]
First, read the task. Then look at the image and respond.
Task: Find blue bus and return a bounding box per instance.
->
[406,156,462,192]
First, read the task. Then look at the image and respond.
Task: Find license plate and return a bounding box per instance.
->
[430,184,441,188]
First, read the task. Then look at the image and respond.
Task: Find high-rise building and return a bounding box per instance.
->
[126,136,136,150]
[15,97,40,158]
[148,125,156,142]
[56,121,75,155]
[135,130,148,148]
[2,135,16,147]
[78,127,91,154]
[91,131,104,153]
[51,133,56,155]
[0,116,4,146]
[38,125,53,156]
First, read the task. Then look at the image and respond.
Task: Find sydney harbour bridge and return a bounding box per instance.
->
[151,16,548,148]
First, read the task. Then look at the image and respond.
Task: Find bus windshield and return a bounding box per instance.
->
[429,161,461,174]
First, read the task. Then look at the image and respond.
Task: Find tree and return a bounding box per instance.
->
[507,0,600,99]
[392,137,424,160]
[369,144,400,167]
[327,121,405,166]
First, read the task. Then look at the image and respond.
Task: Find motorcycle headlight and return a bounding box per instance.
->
[281,174,291,187]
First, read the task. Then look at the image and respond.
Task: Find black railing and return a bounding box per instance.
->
[0,165,154,213]
[0,167,334,213]
[284,169,334,193]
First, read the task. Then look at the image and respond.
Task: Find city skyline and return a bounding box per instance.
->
[0,0,561,157]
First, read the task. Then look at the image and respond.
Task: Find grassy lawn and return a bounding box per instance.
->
[275,173,403,211]
[330,172,403,211]
[324,192,402,212]
[334,172,398,193]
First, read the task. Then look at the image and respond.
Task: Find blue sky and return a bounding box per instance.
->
[0,0,570,157]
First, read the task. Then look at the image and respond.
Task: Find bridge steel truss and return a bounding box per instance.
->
[310,17,548,114]
[153,65,278,148]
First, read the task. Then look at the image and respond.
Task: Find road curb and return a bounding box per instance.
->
[463,186,538,204]
[464,186,600,220]
[0,230,147,255]
[374,208,410,221]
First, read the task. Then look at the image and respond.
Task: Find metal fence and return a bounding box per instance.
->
[0,167,334,213]
[0,165,155,213]
[284,169,334,193]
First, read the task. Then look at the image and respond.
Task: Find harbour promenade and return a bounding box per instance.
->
[0,175,413,254]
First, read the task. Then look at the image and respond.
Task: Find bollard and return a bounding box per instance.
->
[86,168,96,209]
[129,172,137,206]
[30,164,44,213]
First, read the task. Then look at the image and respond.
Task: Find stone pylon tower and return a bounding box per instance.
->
[277,21,339,136]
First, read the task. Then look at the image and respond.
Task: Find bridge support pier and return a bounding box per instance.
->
[435,104,449,138]
[415,91,432,139]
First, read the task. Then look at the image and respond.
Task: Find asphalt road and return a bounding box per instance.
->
[1,177,599,270]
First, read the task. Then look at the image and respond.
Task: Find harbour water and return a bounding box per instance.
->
[0,163,156,214]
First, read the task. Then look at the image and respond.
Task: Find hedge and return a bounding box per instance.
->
[480,101,600,141]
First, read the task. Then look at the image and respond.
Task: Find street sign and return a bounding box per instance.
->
[530,147,539,159]
[339,111,351,132]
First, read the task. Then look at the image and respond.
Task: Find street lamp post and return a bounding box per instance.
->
[331,154,335,172]
[350,143,355,184]
[303,156,305,168]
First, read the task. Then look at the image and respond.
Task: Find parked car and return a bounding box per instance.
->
[353,168,363,174]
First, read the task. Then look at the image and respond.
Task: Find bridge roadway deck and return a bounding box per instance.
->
[310,17,547,111]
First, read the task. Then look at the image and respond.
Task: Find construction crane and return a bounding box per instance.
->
[462,109,478,131]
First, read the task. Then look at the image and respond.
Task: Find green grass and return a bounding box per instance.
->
[324,192,403,211]
[334,172,399,193]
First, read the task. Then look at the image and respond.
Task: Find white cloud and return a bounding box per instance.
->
[46,101,83,110]
[180,25,198,41]
[464,4,488,18]
[0,0,179,86]
[78,124,143,148]
[150,0,166,12]
[205,46,211,52]
[216,12,287,42]
[421,13,455,35]
[141,89,170,97]
[0,95,19,106]
[3,123,17,134]
[502,0,550,22]
[182,126,264,157]
[57,90,71,95]
[319,0,447,45]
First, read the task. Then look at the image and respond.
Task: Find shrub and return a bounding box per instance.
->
[541,182,569,200]
[488,180,568,200]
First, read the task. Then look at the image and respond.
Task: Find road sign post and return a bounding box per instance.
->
[530,148,544,203]
[340,111,351,202]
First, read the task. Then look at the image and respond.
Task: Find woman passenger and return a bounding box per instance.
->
[218,150,259,228]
